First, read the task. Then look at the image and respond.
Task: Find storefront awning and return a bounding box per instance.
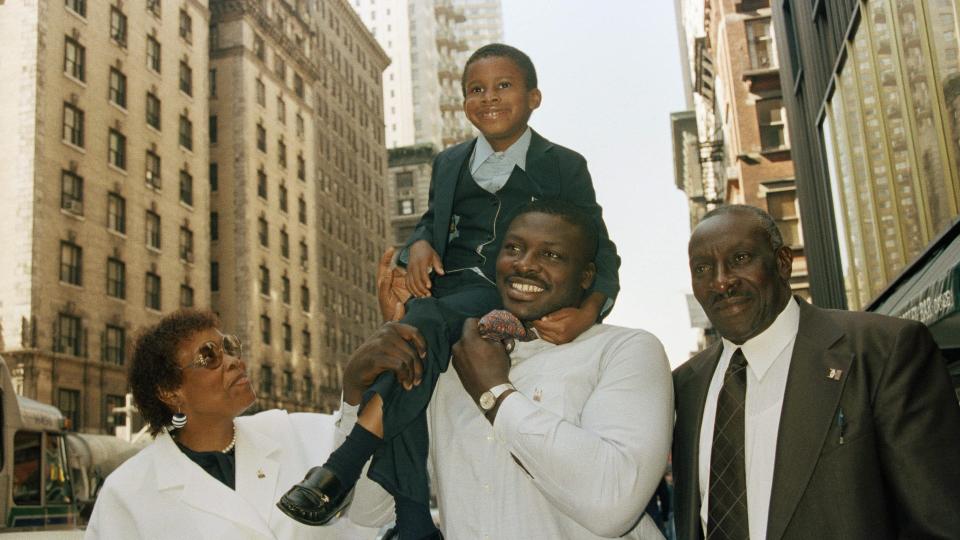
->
[868,219,960,349]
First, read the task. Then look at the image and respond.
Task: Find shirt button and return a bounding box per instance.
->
[482,483,490,491]
[486,435,494,441]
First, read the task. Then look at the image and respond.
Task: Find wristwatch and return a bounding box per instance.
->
[479,383,516,412]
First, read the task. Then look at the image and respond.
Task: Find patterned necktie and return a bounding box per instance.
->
[708,348,749,539]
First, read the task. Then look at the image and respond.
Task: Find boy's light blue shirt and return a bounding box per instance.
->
[468,127,532,193]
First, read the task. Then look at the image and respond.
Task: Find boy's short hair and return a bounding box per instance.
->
[512,200,599,262]
[461,43,538,97]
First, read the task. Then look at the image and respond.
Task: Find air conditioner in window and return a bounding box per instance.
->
[146,170,159,186]
[63,200,83,214]
[185,252,195,263]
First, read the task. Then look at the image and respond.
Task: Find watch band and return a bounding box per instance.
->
[489,383,516,400]
[479,383,516,411]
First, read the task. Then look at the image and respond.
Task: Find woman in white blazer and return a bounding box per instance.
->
[85,310,375,540]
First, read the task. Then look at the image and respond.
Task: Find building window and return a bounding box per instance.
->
[106,257,125,299]
[180,284,194,308]
[145,272,161,310]
[179,9,192,43]
[57,389,81,430]
[209,115,217,144]
[299,239,308,269]
[61,170,84,215]
[147,0,161,17]
[103,325,125,365]
[105,394,125,431]
[298,196,307,224]
[294,73,304,99]
[209,68,217,97]
[300,284,310,312]
[280,228,289,258]
[281,275,291,303]
[179,225,193,262]
[210,261,219,292]
[179,169,193,205]
[108,67,127,108]
[757,98,787,151]
[279,184,288,212]
[766,187,801,248]
[258,217,269,247]
[259,264,269,295]
[108,129,126,169]
[303,373,313,401]
[297,154,305,181]
[259,364,273,395]
[277,97,286,124]
[107,192,126,233]
[256,123,266,152]
[278,139,287,168]
[746,18,775,71]
[110,7,128,47]
[302,329,311,356]
[145,150,161,188]
[146,36,161,73]
[146,92,161,129]
[179,115,193,150]
[398,198,415,215]
[210,212,218,241]
[60,240,82,285]
[260,315,271,345]
[65,0,86,17]
[256,79,266,106]
[55,314,83,356]
[274,53,285,81]
[253,34,265,61]
[63,102,84,148]
[210,163,218,191]
[179,61,192,96]
[396,171,414,189]
[257,169,268,198]
[64,36,85,81]
[145,210,161,249]
[282,323,292,353]
[296,114,304,138]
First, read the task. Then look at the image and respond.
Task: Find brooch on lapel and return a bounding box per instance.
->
[826,368,843,381]
[257,469,266,479]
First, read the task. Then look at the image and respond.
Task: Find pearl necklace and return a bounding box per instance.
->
[221,426,237,453]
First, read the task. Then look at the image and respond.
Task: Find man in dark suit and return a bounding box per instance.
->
[673,204,960,539]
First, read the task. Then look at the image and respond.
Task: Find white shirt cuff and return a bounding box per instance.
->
[492,391,538,442]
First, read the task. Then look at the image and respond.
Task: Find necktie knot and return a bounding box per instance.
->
[730,348,748,370]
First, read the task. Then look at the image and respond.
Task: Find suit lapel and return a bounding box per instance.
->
[235,421,282,528]
[153,432,275,539]
[523,129,557,199]
[675,341,723,540]
[433,139,475,255]
[766,302,850,540]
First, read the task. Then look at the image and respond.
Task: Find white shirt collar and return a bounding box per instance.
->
[720,297,800,381]
[469,127,532,175]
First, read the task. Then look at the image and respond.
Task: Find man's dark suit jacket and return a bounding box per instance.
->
[402,129,621,304]
[672,299,960,539]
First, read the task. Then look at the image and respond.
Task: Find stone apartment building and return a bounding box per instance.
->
[0,0,211,432]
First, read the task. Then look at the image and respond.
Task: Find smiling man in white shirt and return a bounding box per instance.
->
[337,200,673,539]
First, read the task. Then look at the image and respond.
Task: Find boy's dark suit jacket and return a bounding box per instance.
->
[403,129,621,303]
[672,299,960,539]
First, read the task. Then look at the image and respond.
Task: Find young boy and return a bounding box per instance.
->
[278,44,621,538]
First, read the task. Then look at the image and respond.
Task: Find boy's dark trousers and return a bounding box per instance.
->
[363,271,500,504]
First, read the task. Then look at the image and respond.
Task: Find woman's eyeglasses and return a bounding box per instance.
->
[182,334,242,370]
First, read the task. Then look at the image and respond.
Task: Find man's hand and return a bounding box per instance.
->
[532,292,605,344]
[405,240,444,298]
[342,323,427,405]
[451,318,512,404]
[377,247,411,321]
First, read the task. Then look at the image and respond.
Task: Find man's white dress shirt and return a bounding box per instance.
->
[698,298,800,539]
[468,127,532,193]
[342,324,673,539]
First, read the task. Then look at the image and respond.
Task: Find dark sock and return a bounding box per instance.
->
[395,494,438,540]
[322,424,381,491]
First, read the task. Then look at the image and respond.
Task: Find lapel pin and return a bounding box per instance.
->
[533,388,543,402]
[827,368,843,381]
[257,469,266,479]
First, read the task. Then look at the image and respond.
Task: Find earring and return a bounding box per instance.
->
[171,407,187,429]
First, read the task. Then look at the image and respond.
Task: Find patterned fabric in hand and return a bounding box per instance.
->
[478,310,536,342]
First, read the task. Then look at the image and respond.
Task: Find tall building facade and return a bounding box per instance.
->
[673,0,809,301]
[387,144,437,247]
[772,0,960,371]
[0,0,211,432]
[209,0,390,415]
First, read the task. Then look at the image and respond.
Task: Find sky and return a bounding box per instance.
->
[501,0,700,366]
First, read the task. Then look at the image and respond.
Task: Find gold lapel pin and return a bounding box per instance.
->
[827,368,843,381]
[257,469,266,479]
[533,388,543,402]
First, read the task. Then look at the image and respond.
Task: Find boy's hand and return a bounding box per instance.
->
[406,240,444,298]
[532,292,606,344]
[377,247,411,321]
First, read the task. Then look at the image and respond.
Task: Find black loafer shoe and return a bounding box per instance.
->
[276,466,354,526]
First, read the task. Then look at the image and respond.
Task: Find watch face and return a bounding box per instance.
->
[479,391,495,411]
